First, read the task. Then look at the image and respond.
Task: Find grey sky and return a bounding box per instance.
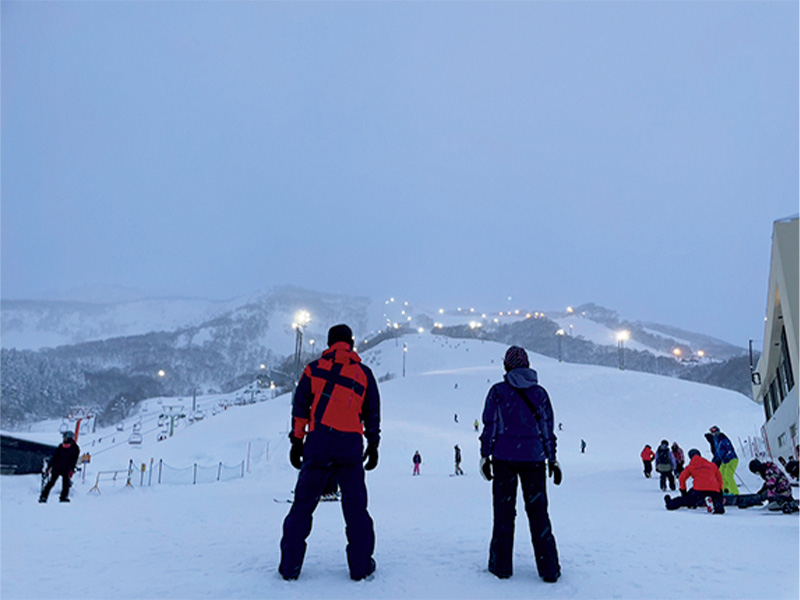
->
[2,1,797,346]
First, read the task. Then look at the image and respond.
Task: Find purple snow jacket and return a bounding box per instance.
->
[479,367,557,463]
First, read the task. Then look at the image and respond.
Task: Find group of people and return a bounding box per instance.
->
[278,326,562,584]
[641,426,798,515]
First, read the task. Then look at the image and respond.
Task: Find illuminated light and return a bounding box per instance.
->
[418,327,425,334]
[404,301,408,306]
[493,318,499,324]
[158,369,167,378]
[499,311,504,316]
[407,316,412,321]
[515,310,520,315]
[393,323,399,329]
[309,339,315,346]
[295,310,311,327]
[672,348,682,357]
[616,330,630,342]
[390,297,395,302]
[556,329,565,336]
[482,313,487,319]
[470,308,475,313]
[401,310,406,315]
[260,364,267,370]
[526,313,532,319]
[697,350,706,358]
[567,306,574,314]
[438,308,444,314]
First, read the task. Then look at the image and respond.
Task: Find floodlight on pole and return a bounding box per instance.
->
[616,330,630,370]
[556,329,565,362]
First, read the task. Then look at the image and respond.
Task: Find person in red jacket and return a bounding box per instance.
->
[664,448,724,513]
[279,324,381,582]
[640,445,655,478]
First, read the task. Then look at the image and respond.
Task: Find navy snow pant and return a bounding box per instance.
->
[659,470,676,491]
[665,489,725,513]
[279,429,375,580]
[489,459,560,580]
[40,470,71,502]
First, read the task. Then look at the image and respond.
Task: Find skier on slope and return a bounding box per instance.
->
[640,445,655,478]
[671,442,685,476]
[278,324,380,581]
[655,440,677,492]
[664,448,725,514]
[479,346,561,583]
[412,450,422,476]
[39,430,80,503]
[454,445,464,476]
[705,426,739,495]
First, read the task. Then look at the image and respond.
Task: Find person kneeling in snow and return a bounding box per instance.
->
[664,448,724,514]
[479,346,561,583]
[743,459,798,513]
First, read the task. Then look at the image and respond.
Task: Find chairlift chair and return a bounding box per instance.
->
[128,432,143,446]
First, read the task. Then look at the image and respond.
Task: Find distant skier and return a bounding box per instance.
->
[640,445,655,478]
[39,430,80,503]
[454,445,464,476]
[474,419,480,432]
[671,442,685,476]
[580,439,586,454]
[454,413,459,423]
[479,346,561,583]
[412,450,422,476]
[558,422,563,431]
[705,426,739,495]
[664,448,724,513]
[655,440,676,492]
[278,324,380,581]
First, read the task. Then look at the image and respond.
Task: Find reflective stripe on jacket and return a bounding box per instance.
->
[292,342,380,446]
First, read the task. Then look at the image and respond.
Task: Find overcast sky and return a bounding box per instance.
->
[2,1,797,346]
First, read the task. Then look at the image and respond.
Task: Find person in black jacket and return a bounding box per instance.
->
[39,430,80,503]
[279,324,381,582]
[479,346,561,583]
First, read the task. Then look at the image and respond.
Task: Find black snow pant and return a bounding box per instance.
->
[489,459,560,580]
[279,428,375,580]
[40,470,71,502]
[659,470,676,491]
[665,489,724,513]
[643,460,652,478]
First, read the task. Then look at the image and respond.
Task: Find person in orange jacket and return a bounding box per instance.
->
[664,449,724,513]
[640,445,655,478]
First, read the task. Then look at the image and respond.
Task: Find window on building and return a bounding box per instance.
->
[776,367,786,402]
[781,326,795,390]
[764,393,772,421]
[778,432,787,448]
[770,380,781,413]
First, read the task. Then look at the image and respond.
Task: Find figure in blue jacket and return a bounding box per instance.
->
[705,426,739,495]
[479,346,561,583]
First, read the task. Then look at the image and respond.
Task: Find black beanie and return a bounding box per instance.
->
[327,324,354,348]
[503,346,530,372]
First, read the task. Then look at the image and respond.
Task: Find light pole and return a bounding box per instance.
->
[556,329,565,362]
[293,310,312,382]
[403,343,407,378]
[616,330,630,370]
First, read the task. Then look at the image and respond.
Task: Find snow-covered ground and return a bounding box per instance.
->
[1,333,797,599]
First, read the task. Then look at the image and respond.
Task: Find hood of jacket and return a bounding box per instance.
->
[504,367,539,389]
[322,342,362,364]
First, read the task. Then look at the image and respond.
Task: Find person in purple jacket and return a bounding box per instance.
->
[479,346,561,583]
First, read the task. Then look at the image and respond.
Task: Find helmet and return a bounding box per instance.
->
[62,430,75,441]
[748,459,763,474]
[709,426,720,434]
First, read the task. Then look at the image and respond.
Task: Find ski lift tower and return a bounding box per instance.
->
[161,404,186,438]
[66,406,96,442]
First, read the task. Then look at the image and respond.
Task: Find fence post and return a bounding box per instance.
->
[158,459,163,484]
[148,458,154,487]
[247,442,251,473]
[193,463,197,485]
[126,460,134,487]
[217,461,222,481]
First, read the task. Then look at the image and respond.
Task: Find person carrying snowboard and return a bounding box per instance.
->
[655,439,676,492]
[39,430,80,503]
[640,445,655,478]
[479,346,561,583]
[278,324,381,581]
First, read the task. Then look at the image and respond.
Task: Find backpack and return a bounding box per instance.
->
[655,446,672,472]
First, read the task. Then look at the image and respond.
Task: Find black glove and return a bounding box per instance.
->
[480,457,493,481]
[680,488,688,497]
[548,460,562,485]
[289,435,304,470]
[363,442,379,471]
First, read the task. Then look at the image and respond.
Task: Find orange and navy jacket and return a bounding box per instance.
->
[292,342,380,447]
[678,454,723,493]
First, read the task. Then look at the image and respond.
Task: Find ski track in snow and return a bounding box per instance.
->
[1,335,797,599]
